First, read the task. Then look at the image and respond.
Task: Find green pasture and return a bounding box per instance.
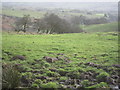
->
[82,22,118,32]
[2,9,45,18]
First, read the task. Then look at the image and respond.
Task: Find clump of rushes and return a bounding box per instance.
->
[32,79,42,88]
[59,77,68,82]
[81,80,90,87]
[66,71,80,79]
[96,72,110,82]
[2,63,21,89]
[44,62,50,68]
[46,71,60,77]
[58,68,68,76]
[31,83,39,88]
[87,82,108,88]
[40,82,60,88]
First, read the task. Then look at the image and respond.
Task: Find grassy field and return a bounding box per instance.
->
[82,22,118,32]
[2,8,104,19]
[64,12,104,18]
[2,32,119,88]
[2,9,45,18]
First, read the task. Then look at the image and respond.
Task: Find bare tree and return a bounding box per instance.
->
[71,16,81,25]
[14,15,31,32]
[33,18,52,34]
[43,13,83,33]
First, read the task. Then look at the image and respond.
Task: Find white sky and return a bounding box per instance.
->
[1,0,119,2]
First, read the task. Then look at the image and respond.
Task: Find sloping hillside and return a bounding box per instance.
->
[83,22,118,32]
[2,32,119,89]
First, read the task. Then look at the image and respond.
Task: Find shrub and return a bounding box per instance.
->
[40,82,59,88]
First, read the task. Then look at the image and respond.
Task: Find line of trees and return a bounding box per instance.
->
[14,13,109,34]
[70,15,108,25]
[14,13,83,34]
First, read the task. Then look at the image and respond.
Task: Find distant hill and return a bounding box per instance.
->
[2,2,118,12]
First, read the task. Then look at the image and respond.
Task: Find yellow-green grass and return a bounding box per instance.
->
[2,32,118,65]
[2,32,119,88]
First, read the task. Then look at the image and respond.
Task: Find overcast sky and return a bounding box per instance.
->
[1,0,119,2]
